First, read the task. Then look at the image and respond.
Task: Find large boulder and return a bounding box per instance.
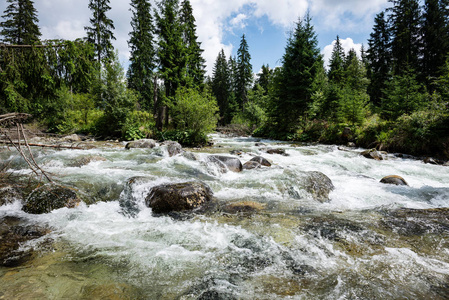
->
[208,155,243,172]
[145,181,213,214]
[361,149,385,160]
[250,156,272,167]
[23,183,82,214]
[0,186,23,206]
[125,139,157,150]
[380,175,409,186]
[163,141,184,157]
[302,171,335,203]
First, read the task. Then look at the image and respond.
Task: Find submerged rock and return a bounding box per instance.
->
[120,176,155,217]
[266,148,289,156]
[250,156,272,167]
[243,161,261,170]
[380,175,409,186]
[125,139,157,149]
[223,201,266,214]
[23,183,82,214]
[361,149,385,160]
[67,155,107,167]
[145,181,214,214]
[0,185,23,206]
[163,141,184,157]
[0,216,49,267]
[208,155,243,172]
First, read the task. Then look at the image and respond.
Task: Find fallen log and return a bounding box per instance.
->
[0,140,85,150]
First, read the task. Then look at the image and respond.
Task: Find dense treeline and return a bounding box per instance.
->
[1,0,449,157]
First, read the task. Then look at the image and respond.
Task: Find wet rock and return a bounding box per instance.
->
[347,142,356,147]
[381,208,449,236]
[223,201,266,214]
[424,157,439,165]
[145,181,214,214]
[255,142,266,147]
[125,139,157,149]
[266,148,289,156]
[163,140,184,157]
[182,151,200,161]
[302,171,335,203]
[0,216,49,267]
[250,156,272,167]
[243,161,261,170]
[67,155,107,167]
[208,155,243,172]
[23,183,82,214]
[305,216,365,241]
[361,149,384,160]
[0,185,23,206]
[230,149,243,156]
[120,176,155,217]
[380,175,409,186]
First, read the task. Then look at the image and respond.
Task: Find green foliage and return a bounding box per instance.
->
[169,87,218,137]
[236,34,253,110]
[1,0,41,45]
[123,110,154,141]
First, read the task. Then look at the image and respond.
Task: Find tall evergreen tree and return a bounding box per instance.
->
[421,0,449,84]
[85,0,116,63]
[236,34,252,111]
[270,13,323,133]
[255,64,272,94]
[0,0,41,45]
[328,36,346,84]
[127,0,155,110]
[212,49,231,123]
[179,0,206,88]
[388,0,421,73]
[367,11,392,106]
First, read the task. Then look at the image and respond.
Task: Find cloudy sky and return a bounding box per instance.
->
[0,0,391,75]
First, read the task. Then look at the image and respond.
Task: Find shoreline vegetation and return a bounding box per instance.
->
[1,0,449,159]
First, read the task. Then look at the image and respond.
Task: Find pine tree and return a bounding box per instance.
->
[236,34,252,111]
[367,11,392,106]
[421,0,449,84]
[0,0,41,45]
[212,49,231,124]
[85,0,116,63]
[127,0,156,110]
[270,13,323,133]
[328,36,346,84]
[388,0,421,74]
[255,64,272,94]
[179,0,206,88]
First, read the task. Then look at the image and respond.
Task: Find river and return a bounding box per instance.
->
[1,134,449,299]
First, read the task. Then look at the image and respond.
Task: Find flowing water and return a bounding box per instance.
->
[1,135,449,299]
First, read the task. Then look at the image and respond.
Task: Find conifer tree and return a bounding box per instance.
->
[212,49,231,124]
[85,0,116,63]
[388,0,421,73]
[0,0,41,45]
[421,0,449,84]
[179,0,206,88]
[367,11,392,106]
[236,34,252,111]
[127,0,155,110]
[270,13,323,133]
[328,36,346,84]
[255,64,272,95]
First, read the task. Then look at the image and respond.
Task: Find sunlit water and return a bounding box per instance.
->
[1,134,449,299]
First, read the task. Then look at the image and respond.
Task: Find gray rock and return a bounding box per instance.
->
[163,141,184,157]
[145,181,213,214]
[208,155,243,172]
[125,139,157,149]
[380,175,409,186]
[266,148,289,156]
[250,156,272,167]
[361,149,384,160]
[0,186,23,206]
[67,155,107,167]
[302,171,335,203]
[62,134,82,142]
[243,161,261,170]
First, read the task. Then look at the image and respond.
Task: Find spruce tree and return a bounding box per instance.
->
[421,0,449,84]
[179,0,206,88]
[236,34,252,111]
[388,0,421,74]
[271,13,323,133]
[328,36,346,84]
[212,49,231,124]
[85,0,116,63]
[255,64,272,95]
[367,11,392,106]
[127,0,155,110]
[0,0,41,45]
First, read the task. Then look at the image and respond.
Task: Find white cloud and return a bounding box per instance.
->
[322,37,362,68]
[230,14,248,29]
[253,0,308,27]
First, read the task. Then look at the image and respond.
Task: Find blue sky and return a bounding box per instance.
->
[0,0,391,75]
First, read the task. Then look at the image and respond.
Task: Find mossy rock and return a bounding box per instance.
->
[145,181,213,214]
[0,186,24,206]
[23,183,82,214]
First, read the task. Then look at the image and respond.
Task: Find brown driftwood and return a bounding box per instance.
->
[0,140,84,150]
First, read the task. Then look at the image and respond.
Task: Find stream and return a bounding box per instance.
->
[1,134,449,299]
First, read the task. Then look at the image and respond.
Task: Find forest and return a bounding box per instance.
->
[1,0,449,158]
